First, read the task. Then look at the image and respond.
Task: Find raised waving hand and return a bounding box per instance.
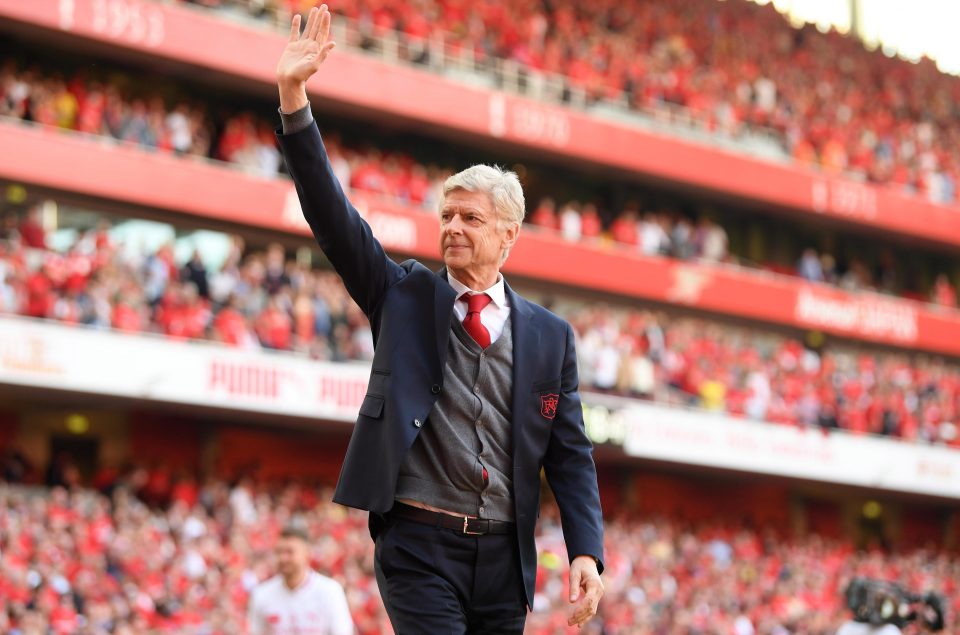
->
[276,4,336,113]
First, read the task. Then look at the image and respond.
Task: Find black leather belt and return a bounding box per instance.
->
[388,502,515,535]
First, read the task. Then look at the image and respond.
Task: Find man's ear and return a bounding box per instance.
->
[502,222,521,251]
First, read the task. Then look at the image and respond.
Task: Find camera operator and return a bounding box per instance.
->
[837,578,945,635]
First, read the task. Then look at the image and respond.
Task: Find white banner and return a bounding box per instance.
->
[1,316,958,498]
[794,287,919,344]
[620,401,960,499]
[0,315,369,422]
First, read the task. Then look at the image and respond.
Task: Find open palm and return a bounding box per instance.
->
[276,5,336,86]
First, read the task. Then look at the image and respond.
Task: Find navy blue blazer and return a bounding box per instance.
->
[276,121,604,607]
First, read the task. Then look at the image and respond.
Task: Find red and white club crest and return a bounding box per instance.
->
[540,394,559,420]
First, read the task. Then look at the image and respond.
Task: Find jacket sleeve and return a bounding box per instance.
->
[542,322,605,573]
[275,119,404,316]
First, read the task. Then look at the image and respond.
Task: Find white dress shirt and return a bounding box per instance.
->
[447,272,511,344]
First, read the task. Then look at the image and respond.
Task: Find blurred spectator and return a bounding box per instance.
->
[18,206,46,249]
[639,212,670,256]
[181,249,210,299]
[694,217,728,263]
[610,209,639,246]
[932,274,957,308]
[247,527,353,635]
[559,202,583,242]
[797,248,824,282]
[530,197,559,231]
[579,204,603,239]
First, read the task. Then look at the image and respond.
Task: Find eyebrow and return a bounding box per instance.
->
[440,205,488,217]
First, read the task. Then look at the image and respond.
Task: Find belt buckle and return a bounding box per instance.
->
[463,516,485,535]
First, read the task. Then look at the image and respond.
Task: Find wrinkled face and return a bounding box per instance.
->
[439,189,518,282]
[275,536,307,579]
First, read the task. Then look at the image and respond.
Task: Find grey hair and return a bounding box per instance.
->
[441,164,525,263]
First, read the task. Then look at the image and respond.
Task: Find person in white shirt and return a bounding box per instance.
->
[559,202,583,242]
[247,526,353,635]
[835,622,901,635]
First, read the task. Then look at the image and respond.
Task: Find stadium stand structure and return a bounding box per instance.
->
[0,1,958,633]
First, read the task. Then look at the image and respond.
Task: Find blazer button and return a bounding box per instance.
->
[413,418,422,428]
[431,384,441,395]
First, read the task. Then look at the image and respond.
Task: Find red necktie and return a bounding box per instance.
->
[461,293,492,349]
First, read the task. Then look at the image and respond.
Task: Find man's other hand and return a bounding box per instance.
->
[567,555,603,628]
[276,4,336,112]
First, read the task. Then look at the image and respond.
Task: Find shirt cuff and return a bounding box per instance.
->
[278,102,314,135]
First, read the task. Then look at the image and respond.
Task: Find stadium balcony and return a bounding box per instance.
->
[2,309,959,497]
[4,117,960,359]
[1,0,960,250]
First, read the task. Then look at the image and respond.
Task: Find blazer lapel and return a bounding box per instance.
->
[507,282,537,442]
[434,268,457,363]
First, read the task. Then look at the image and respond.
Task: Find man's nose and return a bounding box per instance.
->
[446,214,464,233]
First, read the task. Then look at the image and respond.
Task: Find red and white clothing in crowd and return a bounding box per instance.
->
[247,571,353,635]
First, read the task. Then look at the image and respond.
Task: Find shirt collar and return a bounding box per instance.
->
[447,271,508,310]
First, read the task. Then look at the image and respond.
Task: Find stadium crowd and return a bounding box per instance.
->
[0,210,375,362]
[3,58,957,304]
[0,469,956,634]
[0,211,958,449]
[180,0,960,204]
[0,57,453,198]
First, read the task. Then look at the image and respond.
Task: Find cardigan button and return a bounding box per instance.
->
[413,418,422,428]
[431,384,441,395]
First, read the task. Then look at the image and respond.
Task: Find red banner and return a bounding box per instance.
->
[2,0,960,247]
[3,121,960,355]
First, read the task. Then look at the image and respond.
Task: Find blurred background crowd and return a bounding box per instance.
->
[2,55,958,305]
[177,0,960,204]
[0,470,957,634]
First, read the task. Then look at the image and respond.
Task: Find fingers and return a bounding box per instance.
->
[566,578,603,628]
[318,4,331,44]
[566,598,596,627]
[568,567,582,603]
[567,597,591,628]
[288,14,301,42]
[306,6,320,41]
[319,41,337,63]
[584,577,603,614]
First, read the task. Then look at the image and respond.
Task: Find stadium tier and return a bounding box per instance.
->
[1,1,959,634]
[3,56,959,312]
[2,215,960,451]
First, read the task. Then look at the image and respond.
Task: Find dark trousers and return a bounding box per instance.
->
[373,515,528,634]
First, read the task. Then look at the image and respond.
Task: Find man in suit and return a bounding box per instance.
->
[274,6,604,633]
